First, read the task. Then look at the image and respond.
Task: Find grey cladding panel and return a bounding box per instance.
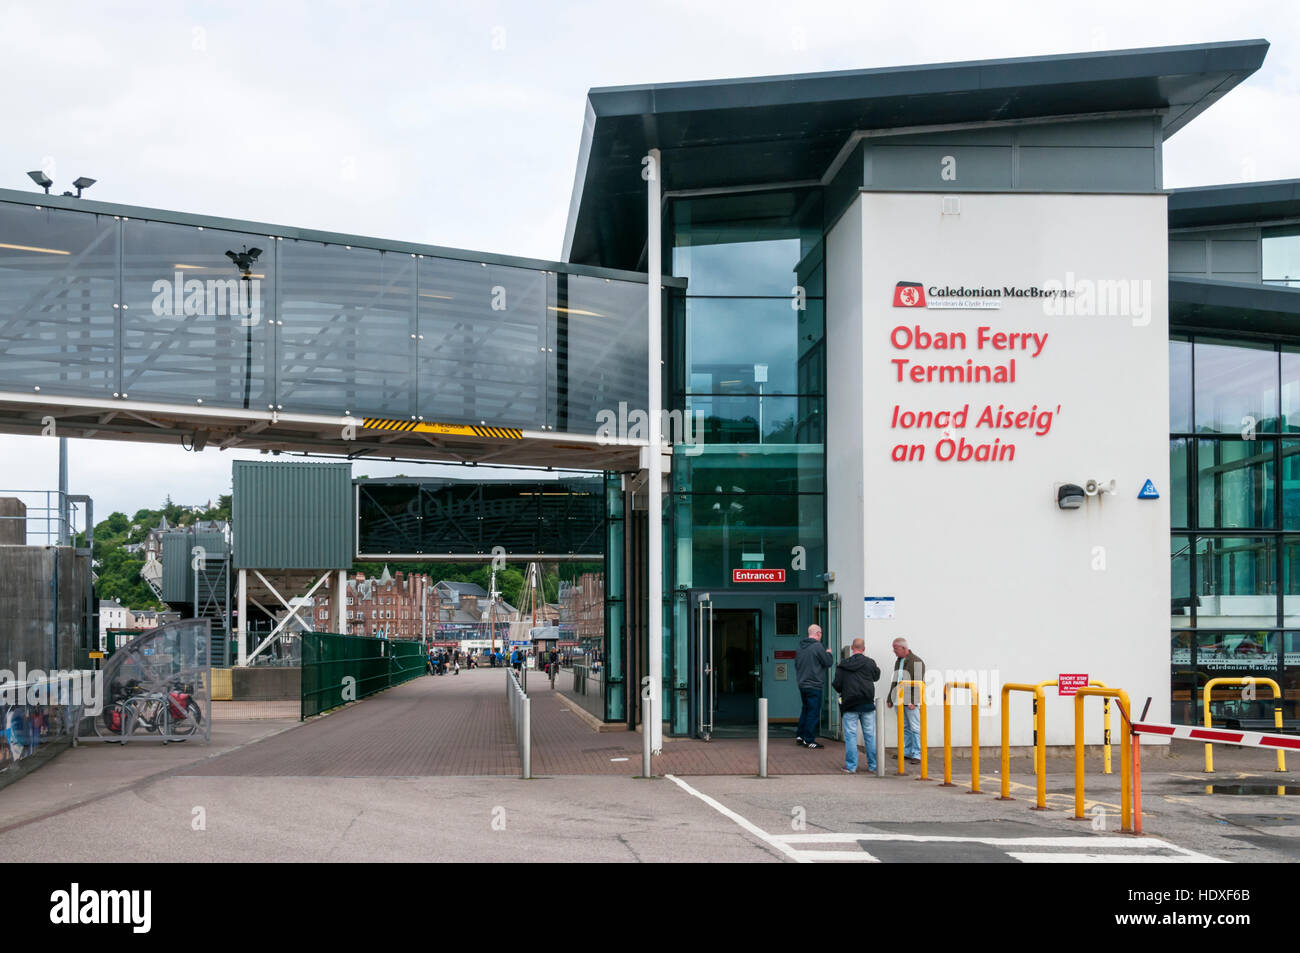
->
[1209,240,1260,278]
[1014,116,1158,147]
[866,145,1012,189]
[1169,240,1207,274]
[1016,147,1157,191]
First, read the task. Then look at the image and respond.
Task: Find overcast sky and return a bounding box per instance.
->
[1,0,1297,520]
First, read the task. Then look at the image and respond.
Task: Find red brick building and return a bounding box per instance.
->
[313,566,433,640]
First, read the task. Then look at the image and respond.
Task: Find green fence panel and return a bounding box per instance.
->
[389,641,425,687]
[301,633,427,719]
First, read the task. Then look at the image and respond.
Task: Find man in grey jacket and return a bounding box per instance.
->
[794,624,833,748]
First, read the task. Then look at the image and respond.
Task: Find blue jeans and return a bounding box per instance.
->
[842,708,876,772]
[797,687,822,741]
[903,704,921,759]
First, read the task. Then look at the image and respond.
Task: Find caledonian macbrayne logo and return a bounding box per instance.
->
[893,280,926,308]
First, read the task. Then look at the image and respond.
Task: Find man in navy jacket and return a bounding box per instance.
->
[794,624,833,748]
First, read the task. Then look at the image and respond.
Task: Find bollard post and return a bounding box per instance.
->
[941,683,955,786]
[1073,687,1131,831]
[895,680,927,778]
[999,684,1046,809]
[1132,731,1143,835]
[876,701,885,778]
[642,696,653,778]
[521,696,531,780]
[758,697,768,778]
[942,681,979,790]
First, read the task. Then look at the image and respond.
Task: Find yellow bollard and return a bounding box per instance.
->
[1203,677,1285,773]
[942,684,954,786]
[1073,687,1131,832]
[943,681,980,792]
[1000,684,1046,809]
[895,680,927,779]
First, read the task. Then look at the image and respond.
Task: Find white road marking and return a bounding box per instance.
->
[788,850,879,862]
[1006,852,1210,863]
[779,833,1162,847]
[665,779,1225,863]
[665,774,837,863]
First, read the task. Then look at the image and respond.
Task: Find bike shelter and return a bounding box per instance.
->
[78,618,212,744]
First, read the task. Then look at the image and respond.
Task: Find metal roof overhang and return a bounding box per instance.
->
[1170,277,1300,339]
[1168,179,1300,229]
[565,39,1270,269]
[0,391,647,472]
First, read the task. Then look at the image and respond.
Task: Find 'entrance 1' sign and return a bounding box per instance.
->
[733,568,785,583]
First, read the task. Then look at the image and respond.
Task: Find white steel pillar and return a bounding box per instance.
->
[646,146,664,754]
[236,568,248,667]
[336,569,349,635]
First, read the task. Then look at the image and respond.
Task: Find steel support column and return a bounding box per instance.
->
[646,146,663,753]
[237,568,248,666]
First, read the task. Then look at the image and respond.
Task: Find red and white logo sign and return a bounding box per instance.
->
[1058,674,1089,696]
[733,568,786,583]
[893,281,926,308]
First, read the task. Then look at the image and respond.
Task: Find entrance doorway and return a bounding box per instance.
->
[712,609,761,729]
[692,590,833,739]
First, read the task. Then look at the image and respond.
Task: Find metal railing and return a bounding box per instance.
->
[0,489,87,546]
[506,668,531,779]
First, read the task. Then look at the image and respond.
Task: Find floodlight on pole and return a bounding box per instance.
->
[27,170,52,193]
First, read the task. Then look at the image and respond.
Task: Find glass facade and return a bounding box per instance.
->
[1263,224,1300,288]
[668,188,827,595]
[1171,334,1300,723]
[662,188,827,737]
[0,201,647,433]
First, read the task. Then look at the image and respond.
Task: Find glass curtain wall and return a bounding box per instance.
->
[1170,334,1300,725]
[0,200,647,433]
[666,188,828,735]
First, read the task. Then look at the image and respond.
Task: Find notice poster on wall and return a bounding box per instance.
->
[864,597,895,620]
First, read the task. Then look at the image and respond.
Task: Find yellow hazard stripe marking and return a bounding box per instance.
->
[361,418,522,440]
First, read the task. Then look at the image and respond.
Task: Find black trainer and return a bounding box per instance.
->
[804,741,823,749]
[795,737,806,745]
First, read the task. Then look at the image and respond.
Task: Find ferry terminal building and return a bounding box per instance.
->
[2,38,1298,749]
[560,37,1298,746]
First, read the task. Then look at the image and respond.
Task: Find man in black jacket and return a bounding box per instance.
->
[833,638,881,773]
[794,624,833,748]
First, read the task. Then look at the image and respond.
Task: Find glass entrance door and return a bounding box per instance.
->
[815,592,842,740]
[712,608,762,729]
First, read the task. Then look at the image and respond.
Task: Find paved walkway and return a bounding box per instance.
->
[178,668,849,778]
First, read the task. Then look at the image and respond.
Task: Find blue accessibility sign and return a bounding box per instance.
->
[1137,479,1159,500]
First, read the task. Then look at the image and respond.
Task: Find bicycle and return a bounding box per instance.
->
[95,681,203,740]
